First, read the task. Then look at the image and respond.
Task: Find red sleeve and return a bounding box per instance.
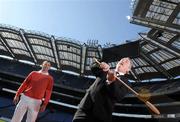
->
[15,71,34,97]
[43,76,54,106]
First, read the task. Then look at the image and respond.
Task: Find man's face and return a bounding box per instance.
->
[42,62,51,71]
[123,62,131,74]
[116,60,131,74]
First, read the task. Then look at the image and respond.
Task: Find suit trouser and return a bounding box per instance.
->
[11,94,42,122]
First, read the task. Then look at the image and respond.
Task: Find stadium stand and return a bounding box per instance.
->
[0,0,179,121]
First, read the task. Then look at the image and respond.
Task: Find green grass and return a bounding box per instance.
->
[0,119,6,122]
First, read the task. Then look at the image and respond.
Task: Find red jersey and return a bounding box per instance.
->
[15,71,54,106]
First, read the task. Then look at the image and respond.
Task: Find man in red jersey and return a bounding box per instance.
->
[11,61,54,122]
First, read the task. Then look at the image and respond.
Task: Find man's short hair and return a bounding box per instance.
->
[42,61,51,66]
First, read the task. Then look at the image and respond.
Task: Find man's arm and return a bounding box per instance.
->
[40,77,54,112]
[13,71,34,104]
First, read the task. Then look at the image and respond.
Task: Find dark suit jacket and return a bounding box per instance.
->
[74,62,130,122]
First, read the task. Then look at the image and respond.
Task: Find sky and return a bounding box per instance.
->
[0,0,148,45]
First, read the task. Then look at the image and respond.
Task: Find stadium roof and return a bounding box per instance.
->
[0,24,102,76]
[131,0,180,33]
[129,0,180,81]
[0,23,179,82]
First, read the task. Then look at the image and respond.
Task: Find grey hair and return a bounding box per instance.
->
[115,57,133,72]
